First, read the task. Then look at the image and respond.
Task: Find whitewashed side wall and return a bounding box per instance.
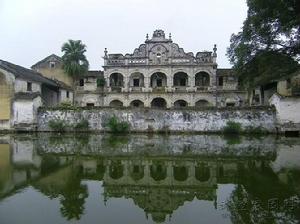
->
[38,107,276,133]
[270,94,300,131]
[15,78,41,93]
[13,96,42,127]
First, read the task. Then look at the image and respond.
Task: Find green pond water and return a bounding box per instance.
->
[0,133,299,224]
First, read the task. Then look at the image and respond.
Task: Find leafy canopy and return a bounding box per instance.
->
[61,40,89,78]
[227,0,300,88]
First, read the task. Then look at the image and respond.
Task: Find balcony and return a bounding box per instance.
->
[152,86,166,93]
[174,86,188,92]
[110,86,122,93]
[196,86,209,91]
[130,87,143,92]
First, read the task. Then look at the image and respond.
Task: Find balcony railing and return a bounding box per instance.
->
[130,87,143,92]
[174,86,188,92]
[196,86,209,91]
[110,86,123,92]
[152,86,166,93]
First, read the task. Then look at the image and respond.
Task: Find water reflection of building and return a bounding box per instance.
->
[1,135,300,223]
[79,156,275,223]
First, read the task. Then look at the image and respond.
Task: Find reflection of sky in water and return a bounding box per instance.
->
[0,134,300,224]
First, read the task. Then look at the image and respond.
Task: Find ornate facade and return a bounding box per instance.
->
[102,29,246,108]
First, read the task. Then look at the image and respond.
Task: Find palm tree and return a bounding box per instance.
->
[61,40,89,78]
[61,40,89,104]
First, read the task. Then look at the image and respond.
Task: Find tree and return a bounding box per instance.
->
[227,0,300,88]
[61,40,89,79]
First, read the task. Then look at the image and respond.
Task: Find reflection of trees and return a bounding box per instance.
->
[60,165,88,220]
[226,162,300,224]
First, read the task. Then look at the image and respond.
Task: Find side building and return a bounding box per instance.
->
[0,59,73,131]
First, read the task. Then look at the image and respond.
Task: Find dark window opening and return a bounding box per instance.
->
[133,79,140,87]
[157,79,162,87]
[180,78,186,86]
[287,78,291,89]
[86,103,94,107]
[79,79,84,87]
[27,82,32,91]
[226,103,235,107]
[218,77,223,86]
[133,102,139,107]
[50,62,55,68]
[66,91,69,98]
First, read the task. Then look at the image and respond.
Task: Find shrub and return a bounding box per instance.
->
[59,101,76,110]
[106,116,130,133]
[223,121,242,135]
[74,119,89,131]
[245,126,268,135]
[49,119,67,132]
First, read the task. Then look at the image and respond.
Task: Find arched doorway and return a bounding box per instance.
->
[130,72,144,88]
[173,72,188,87]
[174,100,188,108]
[151,98,167,109]
[109,73,124,92]
[150,72,167,88]
[195,99,210,108]
[130,100,144,108]
[195,72,210,89]
[109,100,123,107]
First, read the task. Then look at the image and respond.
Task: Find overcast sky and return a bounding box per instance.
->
[0,0,247,70]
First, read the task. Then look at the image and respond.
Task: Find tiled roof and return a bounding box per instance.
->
[0,59,59,87]
[31,54,62,69]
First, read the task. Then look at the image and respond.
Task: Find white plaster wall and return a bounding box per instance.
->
[14,78,41,93]
[59,89,73,103]
[13,96,42,126]
[13,100,34,124]
[270,94,300,124]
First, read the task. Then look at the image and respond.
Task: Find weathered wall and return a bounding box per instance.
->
[37,67,73,87]
[13,97,42,129]
[14,78,41,93]
[37,107,276,133]
[270,93,300,131]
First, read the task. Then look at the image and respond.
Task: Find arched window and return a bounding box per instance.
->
[130,100,144,108]
[174,100,188,108]
[109,100,123,107]
[173,72,188,87]
[150,72,167,88]
[130,72,144,88]
[195,100,210,108]
[109,73,124,87]
[195,72,210,87]
[151,97,167,108]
